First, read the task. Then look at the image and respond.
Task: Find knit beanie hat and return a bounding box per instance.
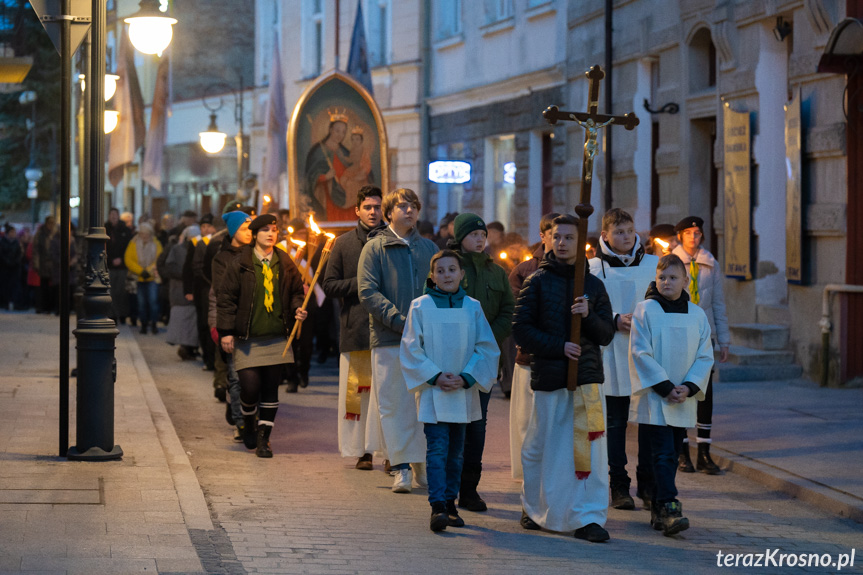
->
[453,212,487,246]
[222,211,252,238]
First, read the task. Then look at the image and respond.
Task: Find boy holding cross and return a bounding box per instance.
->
[512,214,615,542]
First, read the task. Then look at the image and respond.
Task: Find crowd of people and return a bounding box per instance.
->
[0,187,729,541]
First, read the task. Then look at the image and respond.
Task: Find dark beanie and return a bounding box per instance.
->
[200,213,214,226]
[674,216,704,235]
[453,213,487,245]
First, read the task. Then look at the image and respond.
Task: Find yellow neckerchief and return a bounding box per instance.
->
[688,259,700,305]
[255,247,275,313]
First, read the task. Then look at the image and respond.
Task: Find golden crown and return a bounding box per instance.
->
[350,125,365,135]
[327,107,349,123]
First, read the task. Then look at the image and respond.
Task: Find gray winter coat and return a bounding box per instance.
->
[164,240,192,308]
[322,221,384,353]
[357,226,438,349]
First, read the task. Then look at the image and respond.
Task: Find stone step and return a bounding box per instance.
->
[729,323,790,351]
[716,363,804,382]
[756,304,791,326]
[726,345,795,366]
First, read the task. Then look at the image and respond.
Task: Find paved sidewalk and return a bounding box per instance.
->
[711,378,863,522]
[0,312,210,574]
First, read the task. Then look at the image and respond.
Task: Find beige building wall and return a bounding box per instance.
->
[567,0,848,382]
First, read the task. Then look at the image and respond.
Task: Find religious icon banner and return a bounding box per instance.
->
[785,88,803,284]
[288,70,389,226]
[722,102,752,280]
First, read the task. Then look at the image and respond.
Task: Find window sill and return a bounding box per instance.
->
[433,33,465,52]
[480,16,515,38]
[525,2,555,21]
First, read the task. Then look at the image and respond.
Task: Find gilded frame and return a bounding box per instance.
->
[287,70,389,229]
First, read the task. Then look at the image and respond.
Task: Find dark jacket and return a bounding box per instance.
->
[456,249,514,346]
[203,228,230,285]
[0,236,22,270]
[322,220,384,353]
[105,220,132,269]
[216,245,305,340]
[207,241,243,330]
[509,244,545,365]
[512,252,614,391]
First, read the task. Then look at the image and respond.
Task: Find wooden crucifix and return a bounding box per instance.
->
[543,65,639,391]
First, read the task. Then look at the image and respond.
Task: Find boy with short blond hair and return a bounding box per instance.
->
[629,254,714,535]
[589,208,658,510]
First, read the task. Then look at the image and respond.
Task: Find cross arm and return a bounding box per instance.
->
[542,105,640,131]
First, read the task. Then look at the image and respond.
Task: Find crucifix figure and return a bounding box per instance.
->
[543,65,639,390]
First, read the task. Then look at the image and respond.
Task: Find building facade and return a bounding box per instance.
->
[248,0,856,384]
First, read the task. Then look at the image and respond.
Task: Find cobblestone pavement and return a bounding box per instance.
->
[135,332,862,574]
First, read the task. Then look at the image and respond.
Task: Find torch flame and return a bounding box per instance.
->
[287,226,294,235]
[499,252,508,260]
[325,232,336,239]
[308,214,322,235]
[523,254,532,262]
[585,243,592,251]
[290,238,307,247]
[654,238,669,249]
[263,194,272,204]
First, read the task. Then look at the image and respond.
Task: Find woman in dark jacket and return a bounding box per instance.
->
[448,213,514,512]
[217,213,307,457]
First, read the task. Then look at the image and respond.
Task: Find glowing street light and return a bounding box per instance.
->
[199,113,227,154]
[78,73,120,101]
[124,0,177,55]
[103,110,119,134]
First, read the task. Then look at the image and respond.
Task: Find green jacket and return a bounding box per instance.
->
[458,250,515,346]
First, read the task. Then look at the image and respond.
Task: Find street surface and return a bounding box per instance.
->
[134,328,862,574]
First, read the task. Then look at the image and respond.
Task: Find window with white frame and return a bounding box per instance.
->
[302,0,325,77]
[434,0,462,41]
[365,0,391,67]
[527,0,551,8]
[485,0,513,23]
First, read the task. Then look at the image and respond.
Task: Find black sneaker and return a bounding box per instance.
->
[430,502,448,532]
[657,501,689,536]
[446,500,465,527]
[610,486,635,510]
[520,511,541,531]
[574,523,610,543]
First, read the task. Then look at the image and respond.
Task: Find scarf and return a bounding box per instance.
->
[573,383,605,479]
[134,236,157,270]
[688,260,700,305]
[345,350,373,420]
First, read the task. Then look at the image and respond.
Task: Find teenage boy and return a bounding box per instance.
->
[512,214,615,542]
[401,250,500,531]
[323,186,387,471]
[507,211,559,480]
[588,208,658,510]
[629,254,714,535]
[358,188,438,493]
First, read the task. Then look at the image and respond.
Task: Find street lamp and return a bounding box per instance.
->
[123,0,177,55]
[199,77,246,196]
[78,73,119,100]
[199,113,227,154]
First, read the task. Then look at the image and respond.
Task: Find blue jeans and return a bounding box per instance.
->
[136,281,159,325]
[462,389,490,468]
[641,424,680,505]
[424,422,466,504]
[606,395,653,492]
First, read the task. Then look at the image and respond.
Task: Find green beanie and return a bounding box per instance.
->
[453,212,487,245]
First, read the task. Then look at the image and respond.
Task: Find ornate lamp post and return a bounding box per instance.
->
[199,77,246,199]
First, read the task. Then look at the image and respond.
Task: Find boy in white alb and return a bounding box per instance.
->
[629,254,714,536]
[401,250,500,531]
[588,208,658,510]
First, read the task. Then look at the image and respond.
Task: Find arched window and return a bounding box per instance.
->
[688,27,716,92]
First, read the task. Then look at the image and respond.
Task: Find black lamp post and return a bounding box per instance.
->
[199,76,246,200]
